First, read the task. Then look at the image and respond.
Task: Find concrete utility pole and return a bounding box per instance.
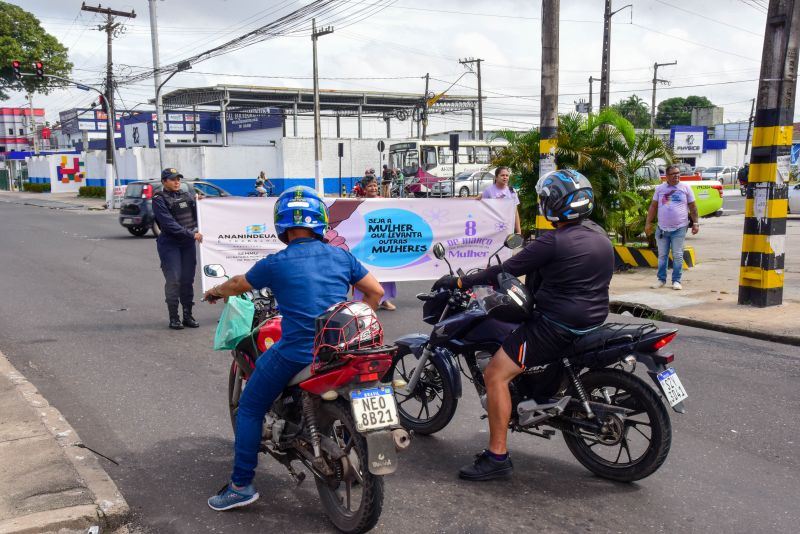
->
[744,97,756,157]
[147,0,165,168]
[599,1,631,110]
[27,94,39,153]
[312,18,333,195]
[421,73,429,140]
[738,0,799,308]
[539,0,559,232]
[459,58,484,140]
[650,60,677,134]
[81,2,135,207]
[588,76,595,113]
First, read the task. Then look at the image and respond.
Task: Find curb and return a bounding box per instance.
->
[0,353,130,534]
[613,245,696,270]
[610,300,800,347]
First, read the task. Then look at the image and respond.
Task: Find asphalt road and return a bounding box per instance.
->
[1,198,798,533]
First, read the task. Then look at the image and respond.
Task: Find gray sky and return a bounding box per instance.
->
[8,0,792,137]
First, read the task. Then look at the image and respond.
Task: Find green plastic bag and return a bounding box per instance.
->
[213,296,255,351]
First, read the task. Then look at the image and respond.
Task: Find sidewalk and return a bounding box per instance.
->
[0,190,108,211]
[611,211,800,345]
[0,352,129,534]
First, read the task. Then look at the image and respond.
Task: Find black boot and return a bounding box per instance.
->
[168,305,184,330]
[182,304,199,328]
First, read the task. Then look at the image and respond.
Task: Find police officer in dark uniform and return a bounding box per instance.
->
[152,168,203,329]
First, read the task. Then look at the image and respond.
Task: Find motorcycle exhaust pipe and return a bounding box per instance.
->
[392,428,411,451]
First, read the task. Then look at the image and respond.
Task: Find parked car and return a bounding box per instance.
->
[701,166,738,184]
[657,162,694,177]
[430,169,496,197]
[789,183,800,214]
[119,179,229,237]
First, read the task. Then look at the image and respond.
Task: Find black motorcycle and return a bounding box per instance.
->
[386,236,688,482]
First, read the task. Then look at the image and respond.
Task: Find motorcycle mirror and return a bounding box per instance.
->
[432,243,446,260]
[204,264,226,278]
[504,234,524,249]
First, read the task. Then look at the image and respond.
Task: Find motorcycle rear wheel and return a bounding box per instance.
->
[386,346,457,435]
[315,399,384,534]
[561,369,671,482]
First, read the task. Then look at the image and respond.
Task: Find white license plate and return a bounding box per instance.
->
[351,386,398,432]
[657,367,688,406]
[122,218,132,224]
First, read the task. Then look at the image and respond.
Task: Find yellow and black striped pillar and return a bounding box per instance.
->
[738,0,798,307]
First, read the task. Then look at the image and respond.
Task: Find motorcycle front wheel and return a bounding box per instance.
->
[315,399,384,534]
[561,368,672,482]
[386,346,457,435]
[227,360,246,432]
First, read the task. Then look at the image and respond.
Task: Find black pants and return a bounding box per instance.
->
[157,238,196,307]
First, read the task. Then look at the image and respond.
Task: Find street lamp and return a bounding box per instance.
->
[155,60,192,169]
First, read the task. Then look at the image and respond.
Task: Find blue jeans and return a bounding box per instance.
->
[231,349,308,487]
[656,226,687,283]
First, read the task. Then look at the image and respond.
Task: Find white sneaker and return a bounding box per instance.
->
[651,281,666,289]
[672,281,682,290]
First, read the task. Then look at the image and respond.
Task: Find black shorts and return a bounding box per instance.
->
[501,313,578,371]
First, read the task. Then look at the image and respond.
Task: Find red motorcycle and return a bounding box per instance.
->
[204,265,410,534]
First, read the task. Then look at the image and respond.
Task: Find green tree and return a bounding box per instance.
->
[611,94,650,129]
[655,95,714,128]
[0,1,73,100]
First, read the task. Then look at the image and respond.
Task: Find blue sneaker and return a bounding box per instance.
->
[208,482,259,511]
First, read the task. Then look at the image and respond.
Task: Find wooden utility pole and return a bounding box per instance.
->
[738,0,799,307]
[459,58,484,140]
[81,3,135,208]
[539,0,559,232]
[650,60,677,134]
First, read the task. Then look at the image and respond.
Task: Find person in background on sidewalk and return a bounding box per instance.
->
[381,164,393,197]
[255,171,274,196]
[481,166,522,234]
[644,164,699,291]
[354,177,398,310]
[152,168,203,329]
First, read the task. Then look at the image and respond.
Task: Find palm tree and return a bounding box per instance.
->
[492,108,671,241]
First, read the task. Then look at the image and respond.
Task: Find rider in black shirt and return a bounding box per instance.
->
[434,169,614,481]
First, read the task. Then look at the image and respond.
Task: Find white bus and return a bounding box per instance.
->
[388,139,507,178]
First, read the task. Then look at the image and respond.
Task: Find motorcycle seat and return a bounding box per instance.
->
[288,364,313,386]
[565,323,650,355]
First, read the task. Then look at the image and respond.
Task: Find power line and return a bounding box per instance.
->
[653,0,761,36]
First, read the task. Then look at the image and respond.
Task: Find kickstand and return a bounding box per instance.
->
[287,464,306,486]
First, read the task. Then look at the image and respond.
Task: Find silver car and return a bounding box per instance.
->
[431,169,496,197]
[701,166,738,184]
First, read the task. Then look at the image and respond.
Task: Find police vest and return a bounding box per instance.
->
[156,190,197,230]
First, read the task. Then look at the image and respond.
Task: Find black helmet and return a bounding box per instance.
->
[535,169,594,223]
[313,301,384,361]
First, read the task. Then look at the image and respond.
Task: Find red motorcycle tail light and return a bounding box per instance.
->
[652,332,677,350]
[353,358,391,377]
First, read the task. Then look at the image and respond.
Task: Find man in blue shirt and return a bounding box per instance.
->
[203,186,383,511]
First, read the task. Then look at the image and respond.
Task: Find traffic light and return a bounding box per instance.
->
[33,61,44,80]
[97,94,108,113]
[11,60,21,80]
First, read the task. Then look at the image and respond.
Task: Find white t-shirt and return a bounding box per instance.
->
[481,183,520,206]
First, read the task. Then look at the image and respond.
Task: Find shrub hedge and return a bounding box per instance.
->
[23,182,51,193]
[78,186,106,198]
